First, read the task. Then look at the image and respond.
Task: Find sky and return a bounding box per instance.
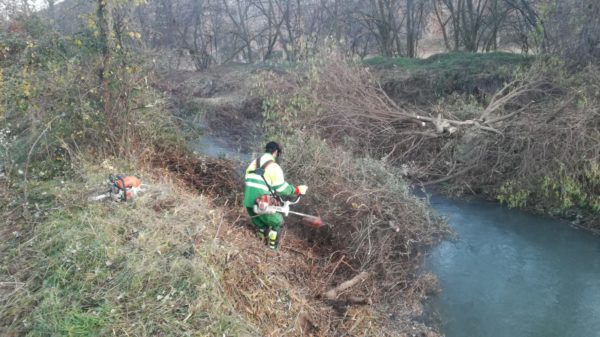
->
[30,0,64,11]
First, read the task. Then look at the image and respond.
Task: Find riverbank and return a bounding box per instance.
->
[1,121,445,337]
[252,53,599,232]
[3,27,595,334]
[157,63,450,336]
[369,54,600,231]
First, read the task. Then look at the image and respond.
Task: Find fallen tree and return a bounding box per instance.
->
[263,56,600,231]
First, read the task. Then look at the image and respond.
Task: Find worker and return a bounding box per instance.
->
[244,141,308,249]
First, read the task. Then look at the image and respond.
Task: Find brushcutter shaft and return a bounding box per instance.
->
[256,196,324,228]
[287,210,317,217]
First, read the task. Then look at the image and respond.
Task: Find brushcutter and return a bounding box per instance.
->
[253,195,325,229]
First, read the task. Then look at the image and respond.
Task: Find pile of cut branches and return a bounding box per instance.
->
[273,134,448,318]
[148,145,243,201]
[280,60,599,229]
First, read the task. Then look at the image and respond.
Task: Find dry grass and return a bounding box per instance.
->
[281,135,448,307]
[1,148,443,337]
[145,145,443,336]
[152,61,450,336]
[0,159,256,336]
[1,55,452,336]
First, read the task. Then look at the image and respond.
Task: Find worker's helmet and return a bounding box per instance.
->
[265,141,282,157]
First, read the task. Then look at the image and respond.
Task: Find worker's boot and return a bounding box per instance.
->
[256,227,268,245]
[268,229,279,250]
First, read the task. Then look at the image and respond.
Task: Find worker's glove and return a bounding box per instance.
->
[295,185,308,195]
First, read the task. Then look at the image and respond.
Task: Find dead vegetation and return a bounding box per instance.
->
[282,135,447,309]
[140,138,444,336]
[143,56,597,337]
[147,145,243,201]
[266,59,599,229]
[149,61,451,335]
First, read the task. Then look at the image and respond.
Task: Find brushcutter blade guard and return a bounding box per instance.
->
[301,216,325,229]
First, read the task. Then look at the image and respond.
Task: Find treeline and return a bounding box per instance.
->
[2,0,598,70]
[0,0,180,184]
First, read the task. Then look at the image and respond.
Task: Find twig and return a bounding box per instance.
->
[323,271,369,300]
[324,256,345,289]
[420,166,476,186]
[213,200,228,240]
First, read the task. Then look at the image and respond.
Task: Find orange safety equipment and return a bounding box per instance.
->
[110,175,142,201]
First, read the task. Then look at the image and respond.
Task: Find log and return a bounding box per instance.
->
[324,271,369,300]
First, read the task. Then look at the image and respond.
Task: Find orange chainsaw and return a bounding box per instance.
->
[89,174,145,202]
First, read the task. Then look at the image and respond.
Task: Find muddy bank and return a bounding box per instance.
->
[364,56,599,231]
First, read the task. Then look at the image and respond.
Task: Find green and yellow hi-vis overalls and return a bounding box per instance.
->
[244,153,296,249]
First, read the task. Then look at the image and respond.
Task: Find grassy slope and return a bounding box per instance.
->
[2,155,436,337]
[158,64,446,336]
[365,52,533,104]
[2,48,552,336]
[1,31,445,335]
[363,51,531,72]
[1,162,257,336]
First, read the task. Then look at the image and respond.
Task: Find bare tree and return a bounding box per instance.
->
[222,0,256,62]
[252,0,285,60]
[433,0,521,52]
[186,0,215,69]
[406,0,429,57]
[435,0,462,50]
[571,0,600,64]
[96,0,114,121]
[279,0,306,61]
[85,0,600,65]
[358,0,403,56]
[503,0,546,52]
[433,0,452,50]
[460,0,490,51]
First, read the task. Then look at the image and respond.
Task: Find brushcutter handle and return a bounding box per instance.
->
[286,195,302,205]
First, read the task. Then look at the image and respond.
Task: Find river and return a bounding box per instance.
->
[425,195,600,337]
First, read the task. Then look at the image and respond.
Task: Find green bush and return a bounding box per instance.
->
[1,23,181,184]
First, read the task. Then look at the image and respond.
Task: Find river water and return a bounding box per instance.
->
[425,195,600,337]
[189,133,252,164]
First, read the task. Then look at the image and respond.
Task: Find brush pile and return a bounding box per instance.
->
[273,59,600,230]
[148,145,243,201]
[282,135,447,305]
